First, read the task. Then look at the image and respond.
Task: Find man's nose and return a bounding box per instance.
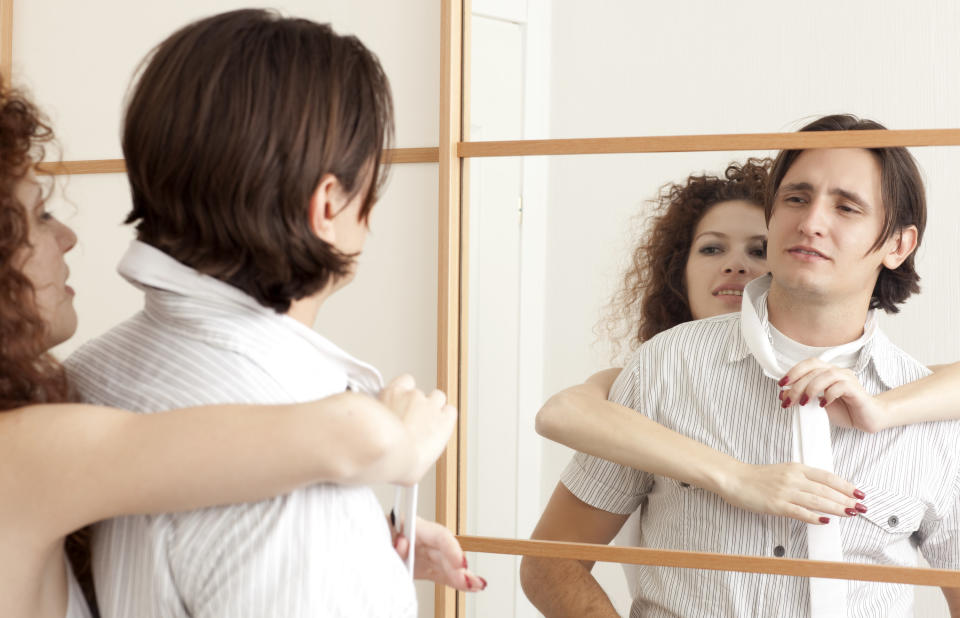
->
[798,199,828,237]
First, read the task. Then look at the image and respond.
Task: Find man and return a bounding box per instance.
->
[520,115,960,617]
[65,10,473,617]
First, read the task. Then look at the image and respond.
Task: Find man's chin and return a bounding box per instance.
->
[771,272,829,299]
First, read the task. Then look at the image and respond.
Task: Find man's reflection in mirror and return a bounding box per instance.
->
[522,115,960,617]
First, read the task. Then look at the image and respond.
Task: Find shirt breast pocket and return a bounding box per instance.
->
[844,482,927,565]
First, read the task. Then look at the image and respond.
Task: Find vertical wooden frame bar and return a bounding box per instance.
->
[437,0,464,616]
[456,2,471,617]
[0,0,13,83]
[455,0,471,616]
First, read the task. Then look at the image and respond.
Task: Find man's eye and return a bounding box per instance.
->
[784,195,806,204]
[837,204,857,214]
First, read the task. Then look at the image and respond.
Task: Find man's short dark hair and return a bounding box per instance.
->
[766,114,926,314]
[123,9,394,312]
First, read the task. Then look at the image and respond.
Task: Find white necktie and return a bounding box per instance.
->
[740,278,875,618]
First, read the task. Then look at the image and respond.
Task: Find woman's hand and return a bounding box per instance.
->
[779,359,891,433]
[714,460,866,524]
[390,517,487,591]
[379,375,458,485]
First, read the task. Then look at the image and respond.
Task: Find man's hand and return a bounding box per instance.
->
[715,460,865,524]
[379,375,457,485]
[779,359,891,434]
[390,517,486,591]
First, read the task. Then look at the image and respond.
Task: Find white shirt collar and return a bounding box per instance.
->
[117,240,383,395]
[737,274,878,378]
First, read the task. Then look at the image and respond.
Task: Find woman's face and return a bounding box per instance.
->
[684,199,767,320]
[15,173,78,349]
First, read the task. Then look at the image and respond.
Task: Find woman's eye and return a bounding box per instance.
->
[749,247,766,259]
[698,245,722,256]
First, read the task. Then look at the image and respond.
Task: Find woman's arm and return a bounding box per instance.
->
[536,369,861,524]
[781,360,960,433]
[3,378,455,540]
[875,361,960,427]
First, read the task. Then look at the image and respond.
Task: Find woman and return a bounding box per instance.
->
[0,85,483,618]
[535,158,960,524]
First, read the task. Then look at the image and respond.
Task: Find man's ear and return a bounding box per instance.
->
[308,173,343,243]
[881,225,918,270]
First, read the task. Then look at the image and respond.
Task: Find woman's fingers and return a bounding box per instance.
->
[802,467,860,499]
[728,462,865,525]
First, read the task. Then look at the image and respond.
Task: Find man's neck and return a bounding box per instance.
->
[286,285,335,328]
[766,280,870,347]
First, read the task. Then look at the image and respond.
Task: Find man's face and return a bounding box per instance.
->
[766,148,894,306]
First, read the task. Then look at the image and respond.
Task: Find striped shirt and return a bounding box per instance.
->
[562,300,960,618]
[65,241,416,618]
[65,557,92,618]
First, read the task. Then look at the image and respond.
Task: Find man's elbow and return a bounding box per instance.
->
[519,554,549,606]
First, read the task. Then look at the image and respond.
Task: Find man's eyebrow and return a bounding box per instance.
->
[830,187,872,210]
[779,182,813,194]
[779,181,872,210]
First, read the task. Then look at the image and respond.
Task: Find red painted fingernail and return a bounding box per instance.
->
[799,394,809,406]
[853,489,865,500]
[464,575,472,590]
[462,555,468,569]
[781,398,791,408]
[844,508,856,516]
[855,503,867,514]
[819,516,830,524]
[779,376,789,387]
[480,577,488,590]
[778,390,784,401]
[819,398,827,407]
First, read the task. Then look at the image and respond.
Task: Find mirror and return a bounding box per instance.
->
[465,1,960,616]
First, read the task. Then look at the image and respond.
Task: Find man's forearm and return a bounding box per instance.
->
[519,555,619,617]
[943,586,960,617]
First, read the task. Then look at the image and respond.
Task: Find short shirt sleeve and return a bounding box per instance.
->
[560,349,657,515]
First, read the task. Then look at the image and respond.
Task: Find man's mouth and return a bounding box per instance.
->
[788,246,829,260]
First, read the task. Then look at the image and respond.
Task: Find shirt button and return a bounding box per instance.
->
[888,515,899,528]
[774,545,786,557]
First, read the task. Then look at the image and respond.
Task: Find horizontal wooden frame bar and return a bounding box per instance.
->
[35,147,441,176]
[458,128,960,158]
[457,535,960,588]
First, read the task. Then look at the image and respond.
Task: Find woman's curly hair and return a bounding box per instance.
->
[603,158,771,355]
[0,80,67,408]
[0,80,95,608]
